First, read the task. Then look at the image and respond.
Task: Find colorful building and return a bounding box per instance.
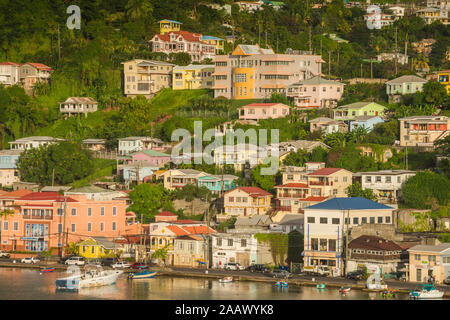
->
[201,35,225,54]
[408,243,450,283]
[158,19,182,35]
[172,64,214,90]
[0,150,21,187]
[399,115,449,149]
[436,70,450,94]
[238,102,290,121]
[386,75,427,103]
[220,186,273,221]
[77,236,119,259]
[213,44,324,100]
[333,101,386,121]
[349,116,384,132]
[197,174,238,193]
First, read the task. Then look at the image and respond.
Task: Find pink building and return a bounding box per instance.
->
[0,188,130,254]
[238,103,290,121]
[286,76,344,109]
[149,31,216,62]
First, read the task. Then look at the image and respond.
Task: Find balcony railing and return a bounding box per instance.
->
[274,206,292,212]
[309,181,333,186]
[22,215,53,220]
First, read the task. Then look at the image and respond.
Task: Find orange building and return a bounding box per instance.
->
[0,188,130,255]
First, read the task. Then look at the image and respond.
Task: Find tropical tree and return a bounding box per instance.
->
[127,183,173,222]
[0,209,14,250]
[151,244,170,266]
[345,182,377,201]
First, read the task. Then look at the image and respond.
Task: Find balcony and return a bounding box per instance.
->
[22,214,53,220]
[274,205,292,212]
[309,181,333,186]
[279,193,307,198]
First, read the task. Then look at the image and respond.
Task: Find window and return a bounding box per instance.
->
[88,208,92,216]
[88,223,92,232]
[332,218,340,224]
[228,239,233,246]
[307,217,315,223]
[319,239,327,251]
[57,208,63,216]
[241,239,247,247]
[3,222,8,231]
[82,246,86,253]
[112,222,116,231]
[343,177,347,182]
[328,239,336,252]
[100,223,104,232]
[385,216,391,223]
[386,176,391,183]
[353,217,359,225]
[113,207,117,216]
[428,255,436,263]
[217,238,222,246]
[71,224,76,232]
[91,246,95,254]
[376,176,381,182]
[58,224,62,233]
[229,197,234,202]
[13,222,18,231]
[414,254,420,260]
[366,176,372,183]
[362,217,367,224]
[378,216,383,224]
[234,73,247,83]
[344,217,350,224]
[71,208,76,216]
[311,238,319,250]
[370,217,375,224]
[101,207,105,216]
[320,217,328,224]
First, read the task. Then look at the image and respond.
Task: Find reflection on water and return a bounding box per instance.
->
[0,268,414,300]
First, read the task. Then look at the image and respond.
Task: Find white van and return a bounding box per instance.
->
[65,256,85,266]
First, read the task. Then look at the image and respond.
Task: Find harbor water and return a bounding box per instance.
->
[0,267,419,300]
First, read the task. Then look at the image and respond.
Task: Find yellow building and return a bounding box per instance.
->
[77,236,119,259]
[437,70,450,94]
[172,64,215,90]
[201,35,225,54]
[159,19,182,35]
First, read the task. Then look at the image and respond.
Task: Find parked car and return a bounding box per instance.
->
[444,276,450,285]
[302,265,330,276]
[0,251,10,258]
[247,264,270,273]
[111,261,131,269]
[131,262,148,269]
[59,255,76,264]
[101,257,117,267]
[65,256,85,266]
[224,262,245,271]
[346,270,365,280]
[21,257,40,264]
[271,269,293,279]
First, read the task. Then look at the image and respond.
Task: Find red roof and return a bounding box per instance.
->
[154,31,205,44]
[242,103,282,108]
[156,211,177,217]
[308,168,343,176]
[349,235,403,251]
[0,189,33,199]
[173,220,202,224]
[25,63,53,71]
[275,183,308,188]
[18,192,77,202]
[182,225,216,235]
[166,225,189,236]
[0,62,21,66]
[301,196,328,202]
[225,186,272,197]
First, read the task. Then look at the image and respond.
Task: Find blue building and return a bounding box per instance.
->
[349,115,384,132]
[122,162,158,182]
[0,150,21,187]
[198,174,238,193]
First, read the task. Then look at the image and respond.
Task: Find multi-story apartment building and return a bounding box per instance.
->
[213,44,323,100]
[0,62,21,86]
[303,197,395,276]
[8,136,65,152]
[121,59,174,98]
[59,97,98,118]
[408,243,450,283]
[117,136,164,155]
[149,30,216,62]
[333,101,386,121]
[354,170,416,204]
[385,75,428,103]
[237,103,290,121]
[158,19,182,35]
[0,187,129,254]
[286,76,344,109]
[416,7,449,25]
[19,63,53,94]
[201,36,225,54]
[281,163,325,185]
[172,64,214,90]
[436,70,450,94]
[161,169,209,190]
[307,168,353,198]
[213,143,266,172]
[220,186,273,221]
[0,150,21,187]
[399,115,449,149]
[377,53,409,65]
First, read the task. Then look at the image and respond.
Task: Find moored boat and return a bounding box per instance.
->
[275,281,288,287]
[128,270,157,279]
[316,283,326,289]
[41,267,55,273]
[55,267,122,291]
[409,284,444,299]
[219,276,233,283]
[339,286,351,293]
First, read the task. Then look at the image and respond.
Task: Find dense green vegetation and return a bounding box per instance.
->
[401,172,450,209]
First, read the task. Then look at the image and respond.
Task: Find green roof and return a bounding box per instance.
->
[130,149,170,157]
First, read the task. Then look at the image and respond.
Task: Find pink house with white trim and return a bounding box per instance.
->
[238,103,290,121]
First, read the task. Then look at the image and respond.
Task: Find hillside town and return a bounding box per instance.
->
[0,0,449,299]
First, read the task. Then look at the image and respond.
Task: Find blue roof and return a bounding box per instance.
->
[305,197,393,210]
[202,35,224,41]
[159,19,182,24]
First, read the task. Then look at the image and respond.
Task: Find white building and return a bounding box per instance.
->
[303,197,395,276]
[213,143,267,171]
[59,97,98,118]
[0,62,21,86]
[8,136,65,152]
[118,136,164,155]
[355,170,416,204]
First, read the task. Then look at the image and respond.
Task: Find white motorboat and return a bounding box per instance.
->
[219,276,233,283]
[409,284,444,299]
[55,267,123,291]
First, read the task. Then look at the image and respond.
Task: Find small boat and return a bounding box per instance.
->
[380,290,396,298]
[128,270,157,279]
[41,267,55,273]
[219,277,233,283]
[275,281,288,287]
[55,267,122,291]
[339,286,351,293]
[316,283,326,289]
[409,284,444,300]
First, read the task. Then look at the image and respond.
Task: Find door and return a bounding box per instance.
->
[416,268,422,282]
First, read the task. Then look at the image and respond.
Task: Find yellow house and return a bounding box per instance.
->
[172,64,215,90]
[201,35,225,54]
[77,236,119,259]
[437,70,450,94]
[159,19,182,35]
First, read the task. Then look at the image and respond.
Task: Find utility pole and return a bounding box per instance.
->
[394,26,398,75]
[57,24,61,61]
[52,168,55,187]
[370,57,373,79]
[61,196,67,257]
[309,26,312,52]
[360,64,363,78]
[139,214,143,262]
[328,51,331,79]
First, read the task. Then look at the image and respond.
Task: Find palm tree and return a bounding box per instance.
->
[125,0,153,21]
[0,209,14,250]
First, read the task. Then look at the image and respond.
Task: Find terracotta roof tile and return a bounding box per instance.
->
[166,225,189,236]
[349,235,403,251]
[307,168,343,176]
[18,192,78,202]
[156,211,177,217]
[225,186,272,197]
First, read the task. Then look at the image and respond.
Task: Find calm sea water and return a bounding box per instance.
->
[0,267,412,300]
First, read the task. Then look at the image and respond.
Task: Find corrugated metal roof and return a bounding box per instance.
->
[305,197,393,210]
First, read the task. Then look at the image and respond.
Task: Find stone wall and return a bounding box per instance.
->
[173,198,210,216]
